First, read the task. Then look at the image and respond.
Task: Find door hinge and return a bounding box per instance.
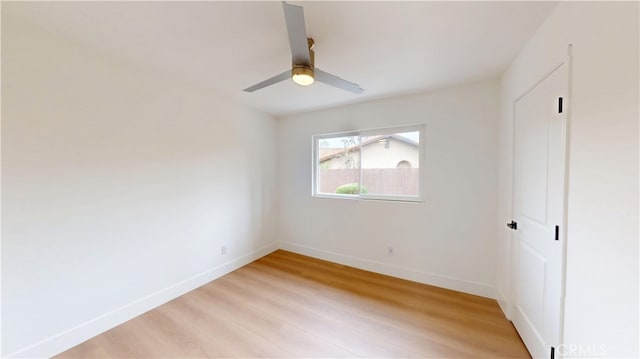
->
[551,346,555,359]
[558,97,564,113]
[507,221,518,230]
[555,225,559,241]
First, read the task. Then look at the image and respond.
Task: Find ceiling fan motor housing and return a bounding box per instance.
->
[292,65,315,86]
[291,37,315,86]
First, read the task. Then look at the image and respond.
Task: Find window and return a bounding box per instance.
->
[313,125,424,202]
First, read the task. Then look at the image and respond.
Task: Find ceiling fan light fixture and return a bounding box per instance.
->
[292,66,315,86]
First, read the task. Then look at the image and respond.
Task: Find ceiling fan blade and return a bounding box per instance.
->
[315,68,364,94]
[243,70,291,92]
[282,2,311,66]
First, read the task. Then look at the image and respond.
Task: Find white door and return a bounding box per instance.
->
[511,63,568,359]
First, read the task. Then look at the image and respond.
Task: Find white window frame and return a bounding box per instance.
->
[312,124,425,202]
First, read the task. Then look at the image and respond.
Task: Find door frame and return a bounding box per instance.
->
[509,49,572,354]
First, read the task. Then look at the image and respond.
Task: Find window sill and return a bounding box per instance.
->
[312,193,424,203]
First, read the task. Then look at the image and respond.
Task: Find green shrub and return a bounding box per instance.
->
[335,183,368,194]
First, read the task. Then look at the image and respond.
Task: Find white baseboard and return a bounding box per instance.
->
[279,241,496,299]
[496,287,512,320]
[7,242,278,359]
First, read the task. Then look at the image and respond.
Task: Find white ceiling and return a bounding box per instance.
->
[4,1,557,117]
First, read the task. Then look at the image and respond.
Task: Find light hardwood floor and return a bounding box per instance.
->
[58,250,530,358]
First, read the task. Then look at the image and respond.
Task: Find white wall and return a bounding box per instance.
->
[277,80,500,298]
[497,2,639,357]
[1,15,278,358]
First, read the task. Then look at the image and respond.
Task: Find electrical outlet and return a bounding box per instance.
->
[221,245,228,256]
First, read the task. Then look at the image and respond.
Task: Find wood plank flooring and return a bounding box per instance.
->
[57,250,530,358]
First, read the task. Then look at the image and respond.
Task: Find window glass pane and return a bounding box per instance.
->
[360,131,420,196]
[317,135,361,195]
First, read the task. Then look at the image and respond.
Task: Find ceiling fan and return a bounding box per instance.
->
[243,2,364,94]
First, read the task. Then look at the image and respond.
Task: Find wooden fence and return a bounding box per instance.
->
[318,168,419,195]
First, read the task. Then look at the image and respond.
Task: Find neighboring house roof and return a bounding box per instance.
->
[319,135,418,162]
